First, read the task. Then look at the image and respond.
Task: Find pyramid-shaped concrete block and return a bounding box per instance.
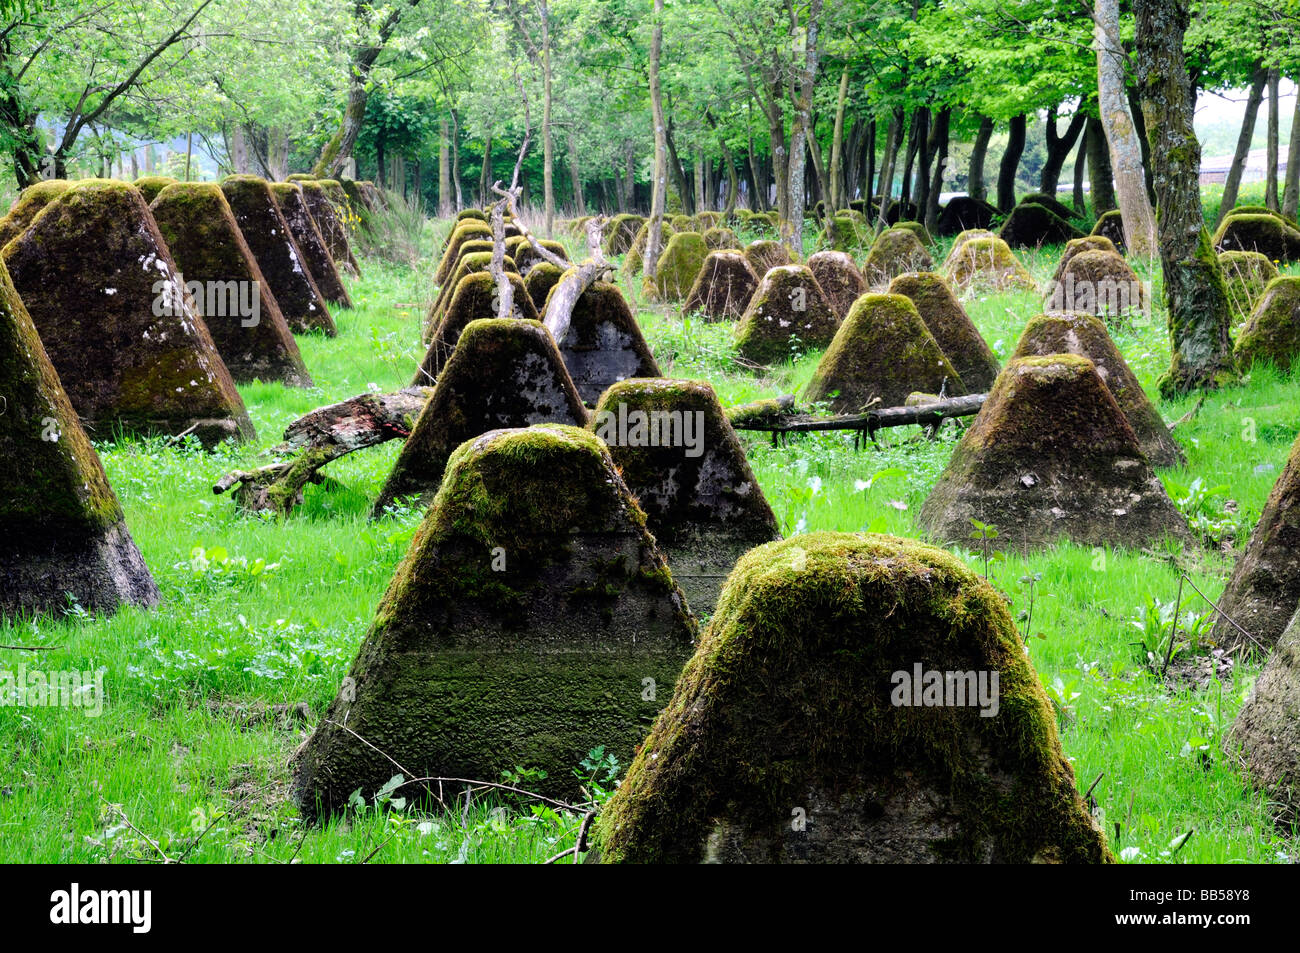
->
[1236,276,1300,373]
[220,175,335,336]
[1012,311,1183,466]
[270,182,352,308]
[1210,430,1300,654]
[592,378,780,612]
[3,179,255,447]
[805,293,962,412]
[150,183,312,388]
[889,272,999,392]
[543,277,660,404]
[0,180,71,248]
[918,355,1191,552]
[1224,606,1300,823]
[300,179,361,277]
[862,229,933,287]
[414,270,536,385]
[293,424,696,817]
[593,532,1112,863]
[0,257,160,616]
[378,318,587,513]
[682,251,758,321]
[807,250,867,318]
[733,265,839,366]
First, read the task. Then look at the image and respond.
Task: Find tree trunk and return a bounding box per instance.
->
[785,0,823,255]
[439,117,452,216]
[1126,85,1157,204]
[746,130,765,210]
[665,120,692,213]
[827,66,850,210]
[1040,107,1088,195]
[644,0,668,283]
[761,79,789,222]
[1134,0,1235,396]
[1072,130,1087,214]
[997,114,1026,212]
[694,155,705,211]
[312,0,422,178]
[1218,66,1267,225]
[450,109,463,211]
[1085,116,1117,214]
[873,110,901,233]
[540,0,555,235]
[1267,68,1281,211]
[567,131,586,215]
[1094,0,1158,257]
[479,133,492,205]
[924,107,950,233]
[968,115,994,202]
[1284,90,1300,220]
[912,108,934,216]
[863,119,876,207]
[898,109,922,206]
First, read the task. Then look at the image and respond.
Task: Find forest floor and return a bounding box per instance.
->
[2,196,1298,863]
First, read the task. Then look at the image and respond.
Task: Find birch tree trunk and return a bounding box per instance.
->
[541,0,555,235]
[567,132,586,215]
[439,117,452,217]
[1095,0,1157,257]
[644,0,668,283]
[1134,0,1235,396]
[1085,117,1117,214]
[785,0,823,256]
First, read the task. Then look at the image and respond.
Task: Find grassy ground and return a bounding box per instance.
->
[2,205,1298,864]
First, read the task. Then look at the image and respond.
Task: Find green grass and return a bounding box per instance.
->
[2,214,1298,864]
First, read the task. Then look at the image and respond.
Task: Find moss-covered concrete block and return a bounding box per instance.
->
[889,271,999,392]
[415,269,535,384]
[591,378,781,612]
[151,183,312,387]
[3,179,255,447]
[683,251,758,321]
[1012,311,1183,466]
[862,228,933,287]
[733,264,839,365]
[543,277,660,405]
[943,235,1038,294]
[269,182,352,308]
[918,355,1191,552]
[1235,276,1300,373]
[220,175,335,336]
[1210,428,1300,654]
[593,532,1112,863]
[807,250,867,319]
[646,232,709,302]
[295,424,696,816]
[806,293,963,412]
[0,256,160,616]
[742,239,792,279]
[0,180,72,248]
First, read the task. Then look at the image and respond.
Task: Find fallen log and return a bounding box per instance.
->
[214,387,432,515]
[727,392,987,446]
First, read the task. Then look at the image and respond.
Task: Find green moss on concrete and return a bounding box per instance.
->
[683,251,759,321]
[862,228,933,286]
[417,270,536,383]
[888,271,999,392]
[1213,213,1300,263]
[594,531,1113,864]
[733,265,839,365]
[1236,276,1300,373]
[132,175,179,203]
[806,293,963,412]
[891,220,934,247]
[943,236,1037,293]
[742,239,792,278]
[0,180,72,248]
[1219,250,1278,325]
[645,232,709,302]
